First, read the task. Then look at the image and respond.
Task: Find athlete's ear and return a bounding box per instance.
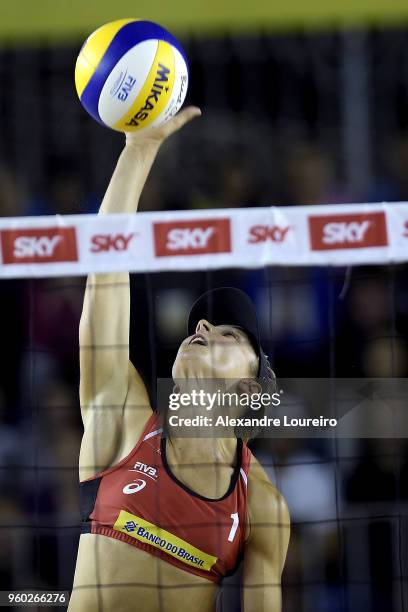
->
[172,383,180,395]
[236,378,262,396]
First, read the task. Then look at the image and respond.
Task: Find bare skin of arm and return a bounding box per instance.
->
[243,458,290,612]
[79,108,201,480]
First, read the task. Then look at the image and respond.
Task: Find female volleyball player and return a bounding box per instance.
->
[69,107,290,612]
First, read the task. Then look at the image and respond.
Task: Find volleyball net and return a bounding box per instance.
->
[0,202,407,611]
[0,202,407,278]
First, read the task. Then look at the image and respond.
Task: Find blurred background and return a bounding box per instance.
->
[1,1,408,611]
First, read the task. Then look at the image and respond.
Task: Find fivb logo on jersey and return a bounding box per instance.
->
[123,461,158,495]
[1,227,78,264]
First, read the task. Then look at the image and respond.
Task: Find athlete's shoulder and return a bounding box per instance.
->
[247,454,289,525]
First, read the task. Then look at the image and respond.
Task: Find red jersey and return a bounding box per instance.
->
[80,412,252,583]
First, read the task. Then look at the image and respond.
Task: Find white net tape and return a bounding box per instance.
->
[0,202,407,278]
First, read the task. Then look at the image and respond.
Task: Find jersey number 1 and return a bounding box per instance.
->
[228,512,239,542]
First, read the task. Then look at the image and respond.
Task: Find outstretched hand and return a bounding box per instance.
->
[125,106,201,147]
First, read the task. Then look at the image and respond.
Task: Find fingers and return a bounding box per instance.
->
[161,105,202,138]
[124,105,201,147]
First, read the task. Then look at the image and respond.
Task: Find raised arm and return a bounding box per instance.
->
[243,463,290,612]
[79,107,201,478]
[79,135,162,414]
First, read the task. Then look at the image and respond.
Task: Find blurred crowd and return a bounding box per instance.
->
[3,130,408,218]
[0,28,408,612]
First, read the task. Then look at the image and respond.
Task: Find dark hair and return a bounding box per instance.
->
[235,354,278,443]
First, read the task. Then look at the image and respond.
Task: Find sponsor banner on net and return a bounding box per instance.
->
[308,211,388,251]
[75,213,159,273]
[0,203,408,277]
[153,218,231,257]
[231,207,312,265]
[384,201,408,261]
[0,227,78,264]
[156,378,408,438]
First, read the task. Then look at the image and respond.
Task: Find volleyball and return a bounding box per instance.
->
[75,19,189,133]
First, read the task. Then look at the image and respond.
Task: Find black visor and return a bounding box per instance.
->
[187,287,270,381]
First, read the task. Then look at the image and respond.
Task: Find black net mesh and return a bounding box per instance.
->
[1,264,407,611]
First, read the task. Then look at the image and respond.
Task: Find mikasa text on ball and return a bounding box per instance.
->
[75,19,189,133]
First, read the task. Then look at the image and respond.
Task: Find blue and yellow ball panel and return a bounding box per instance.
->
[109,40,175,131]
[75,18,136,99]
[75,19,189,131]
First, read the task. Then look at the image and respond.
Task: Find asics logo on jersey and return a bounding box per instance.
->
[123,479,147,494]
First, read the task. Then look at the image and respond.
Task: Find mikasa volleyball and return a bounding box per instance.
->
[75,19,189,132]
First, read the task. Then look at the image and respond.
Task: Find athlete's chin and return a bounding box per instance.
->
[172,354,215,380]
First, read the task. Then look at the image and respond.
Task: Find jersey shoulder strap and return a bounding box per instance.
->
[79,410,161,531]
[81,410,160,484]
